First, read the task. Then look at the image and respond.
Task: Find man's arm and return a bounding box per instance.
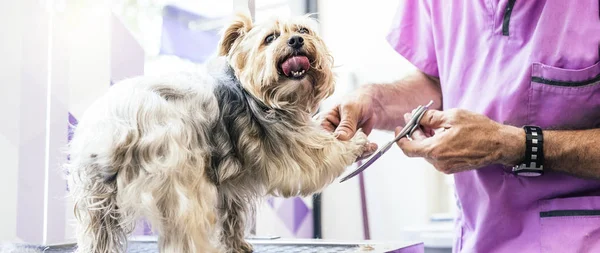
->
[361,71,443,131]
[534,129,600,179]
[494,126,600,179]
[500,127,600,179]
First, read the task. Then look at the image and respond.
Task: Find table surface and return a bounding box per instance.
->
[0,237,424,253]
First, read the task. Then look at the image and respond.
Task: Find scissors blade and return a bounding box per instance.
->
[338,134,400,183]
[339,151,384,183]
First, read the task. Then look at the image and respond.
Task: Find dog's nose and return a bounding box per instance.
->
[287,36,304,49]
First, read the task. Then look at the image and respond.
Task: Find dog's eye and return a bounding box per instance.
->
[265,33,278,44]
[298,27,309,34]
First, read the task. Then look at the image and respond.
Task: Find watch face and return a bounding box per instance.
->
[516,171,543,177]
[513,167,543,177]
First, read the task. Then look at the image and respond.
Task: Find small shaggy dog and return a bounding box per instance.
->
[66,13,368,253]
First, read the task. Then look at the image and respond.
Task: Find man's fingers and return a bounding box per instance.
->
[318,103,373,142]
[395,127,430,157]
[334,104,360,141]
[318,116,334,132]
[360,115,376,137]
[316,107,341,132]
[323,114,341,132]
[395,125,404,137]
[410,127,428,140]
[396,138,427,157]
[418,109,448,128]
[325,112,341,127]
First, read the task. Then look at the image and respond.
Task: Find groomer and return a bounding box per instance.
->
[320,1,600,252]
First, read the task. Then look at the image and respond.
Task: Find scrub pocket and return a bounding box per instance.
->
[539,196,600,253]
[528,61,600,129]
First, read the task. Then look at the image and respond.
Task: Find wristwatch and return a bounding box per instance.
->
[512,125,544,177]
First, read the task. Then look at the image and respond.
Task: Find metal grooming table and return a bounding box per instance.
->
[1,236,424,253]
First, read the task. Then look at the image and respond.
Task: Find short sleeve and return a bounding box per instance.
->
[386,0,439,77]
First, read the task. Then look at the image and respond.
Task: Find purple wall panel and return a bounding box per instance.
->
[110,14,144,84]
[267,197,314,238]
[159,5,220,64]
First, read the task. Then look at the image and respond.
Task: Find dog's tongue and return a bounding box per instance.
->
[281,56,310,77]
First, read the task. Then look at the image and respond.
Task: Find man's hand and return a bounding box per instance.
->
[317,70,443,161]
[319,93,377,141]
[318,92,379,160]
[395,109,525,174]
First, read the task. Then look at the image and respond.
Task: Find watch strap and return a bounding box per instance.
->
[512,125,544,176]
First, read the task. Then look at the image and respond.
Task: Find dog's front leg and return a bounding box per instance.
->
[218,193,253,253]
[267,129,369,197]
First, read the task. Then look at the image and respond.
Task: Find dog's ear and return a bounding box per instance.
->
[218,13,253,56]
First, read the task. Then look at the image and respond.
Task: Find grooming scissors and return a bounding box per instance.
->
[339,100,434,183]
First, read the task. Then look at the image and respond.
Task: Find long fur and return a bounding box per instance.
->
[66,13,367,253]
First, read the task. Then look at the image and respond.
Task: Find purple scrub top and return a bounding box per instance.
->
[386,1,600,252]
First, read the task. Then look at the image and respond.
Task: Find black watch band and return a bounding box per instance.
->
[512,125,544,177]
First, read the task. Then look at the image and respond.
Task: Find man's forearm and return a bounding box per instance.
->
[359,71,442,131]
[543,129,600,179]
[502,125,600,179]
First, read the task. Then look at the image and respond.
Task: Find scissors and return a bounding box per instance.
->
[339,100,434,183]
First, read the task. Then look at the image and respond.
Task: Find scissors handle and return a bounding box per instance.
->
[392,100,432,142]
[407,105,430,137]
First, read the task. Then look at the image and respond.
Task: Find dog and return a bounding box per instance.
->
[66,13,369,253]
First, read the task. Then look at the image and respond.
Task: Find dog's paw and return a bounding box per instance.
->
[226,242,253,253]
[349,129,370,155]
[350,129,368,146]
[229,242,253,253]
[241,242,254,253]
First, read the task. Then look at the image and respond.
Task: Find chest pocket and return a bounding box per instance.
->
[527,61,600,130]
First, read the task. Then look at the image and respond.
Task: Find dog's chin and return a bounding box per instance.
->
[272,72,315,111]
[278,75,313,93]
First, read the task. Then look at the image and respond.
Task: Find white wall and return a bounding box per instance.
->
[0,0,139,243]
[0,0,23,243]
[317,0,454,242]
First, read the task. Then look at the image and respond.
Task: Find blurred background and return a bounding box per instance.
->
[0,0,456,252]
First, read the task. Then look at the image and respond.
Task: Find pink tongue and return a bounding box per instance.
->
[281,56,310,77]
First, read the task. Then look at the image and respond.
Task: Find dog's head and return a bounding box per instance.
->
[218,13,334,114]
